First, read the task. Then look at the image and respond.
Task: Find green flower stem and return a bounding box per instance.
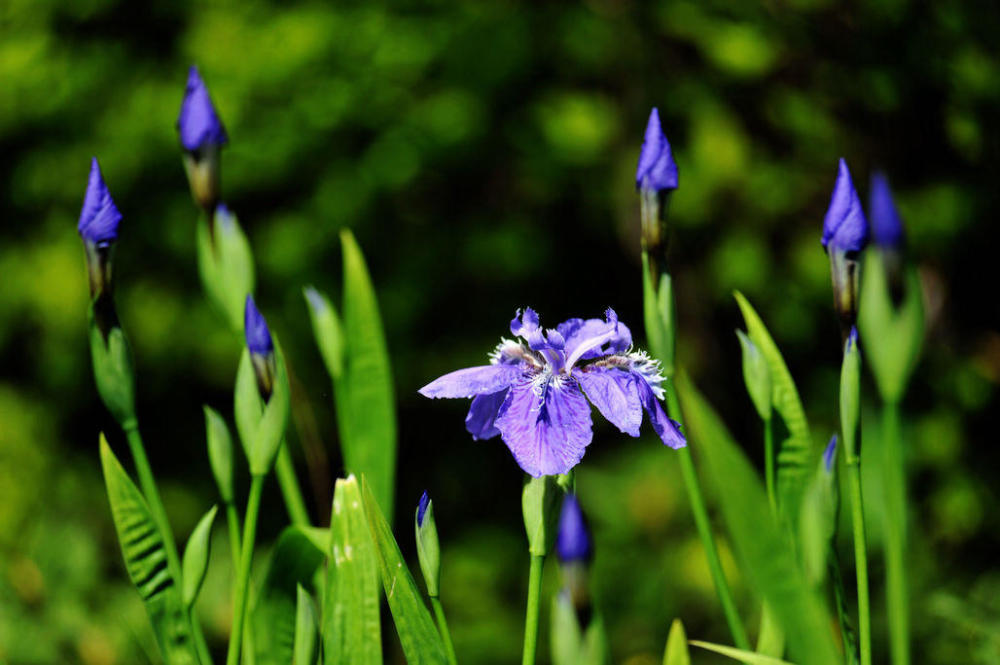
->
[882,401,909,665]
[227,473,265,665]
[845,451,872,665]
[275,441,310,526]
[431,596,458,665]
[124,422,212,665]
[225,501,242,568]
[666,390,751,651]
[521,554,545,665]
[763,416,776,513]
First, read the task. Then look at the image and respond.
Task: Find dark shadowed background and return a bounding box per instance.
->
[1,1,998,663]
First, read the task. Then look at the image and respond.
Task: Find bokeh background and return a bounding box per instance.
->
[1,1,998,663]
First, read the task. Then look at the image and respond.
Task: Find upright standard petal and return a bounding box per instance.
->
[821,158,870,254]
[495,380,593,477]
[635,108,678,192]
[78,157,122,246]
[465,390,508,440]
[419,365,523,399]
[178,65,228,152]
[636,379,686,449]
[562,315,632,364]
[869,171,905,249]
[244,295,273,355]
[575,367,642,436]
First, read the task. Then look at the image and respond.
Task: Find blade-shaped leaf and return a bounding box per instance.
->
[339,230,397,524]
[361,479,447,664]
[734,291,813,531]
[99,436,200,665]
[295,585,319,665]
[182,505,218,608]
[675,375,839,665]
[689,640,795,665]
[662,618,690,665]
[252,526,330,665]
[324,475,382,665]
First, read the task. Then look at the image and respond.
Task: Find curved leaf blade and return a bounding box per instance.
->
[295,585,320,665]
[182,505,218,608]
[361,479,447,664]
[99,436,199,665]
[675,375,839,665]
[663,618,690,665]
[252,526,330,665]
[340,230,397,524]
[689,640,796,665]
[734,291,813,529]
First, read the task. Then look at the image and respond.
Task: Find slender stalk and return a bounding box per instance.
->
[666,391,751,651]
[763,416,776,513]
[227,474,265,665]
[431,596,458,665]
[225,501,242,568]
[124,423,182,576]
[882,401,909,665]
[274,441,310,526]
[845,452,872,665]
[521,554,545,665]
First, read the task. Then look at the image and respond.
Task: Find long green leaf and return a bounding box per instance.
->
[675,375,839,665]
[99,436,200,665]
[181,505,218,608]
[689,640,796,665]
[252,526,330,665]
[339,230,397,524]
[294,585,320,665]
[734,291,813,531]
[662,618,690,665]
[361,479,447,664]
[323,475,382,665]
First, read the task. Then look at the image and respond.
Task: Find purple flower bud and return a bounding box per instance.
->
[846,326,859,353]
[417,491,431,527]
[821,159,870,254]
[635,108,678,192]
[823,434,837,473]
[177,65,228,153]
[556,494,592,564]
[869,171,905,249]
[244,295,273,356]
[78,157,122,247]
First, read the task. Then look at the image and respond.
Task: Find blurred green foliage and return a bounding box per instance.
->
[1,1,998,663]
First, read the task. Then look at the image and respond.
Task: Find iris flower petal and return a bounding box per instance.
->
[575,367,642,436]
[465,390,508,440]
[419,364,523,399]
[636,378,686,449]
[495,379,593,477]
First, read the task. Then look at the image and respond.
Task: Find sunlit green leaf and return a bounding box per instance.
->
[324,475,382,665]
[181,505,217,608]
[294,585,319,665]
[362,478,447,664]
[99,435,199,665]
[336,230,397,524]
[662,618,690,665]
[675,374,839,665]
[689,640,795,665]
[734,291,813,532]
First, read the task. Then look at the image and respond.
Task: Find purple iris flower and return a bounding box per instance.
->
[635,108,678,192]
[244,295,273,355]
[78,157,122,247]
[869,171,904,249]
[823,434,838,473]
[556,494,592,564]
[821,159,870,254]
[419,308,686,477]
[177,65,228,152]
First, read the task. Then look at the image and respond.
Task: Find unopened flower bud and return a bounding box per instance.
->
[178,66,228,213]
[414,491,441,597]
[635,108,679,279]
[78,157,122,302]
[822,159,870,336]
[244,295,275,401]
